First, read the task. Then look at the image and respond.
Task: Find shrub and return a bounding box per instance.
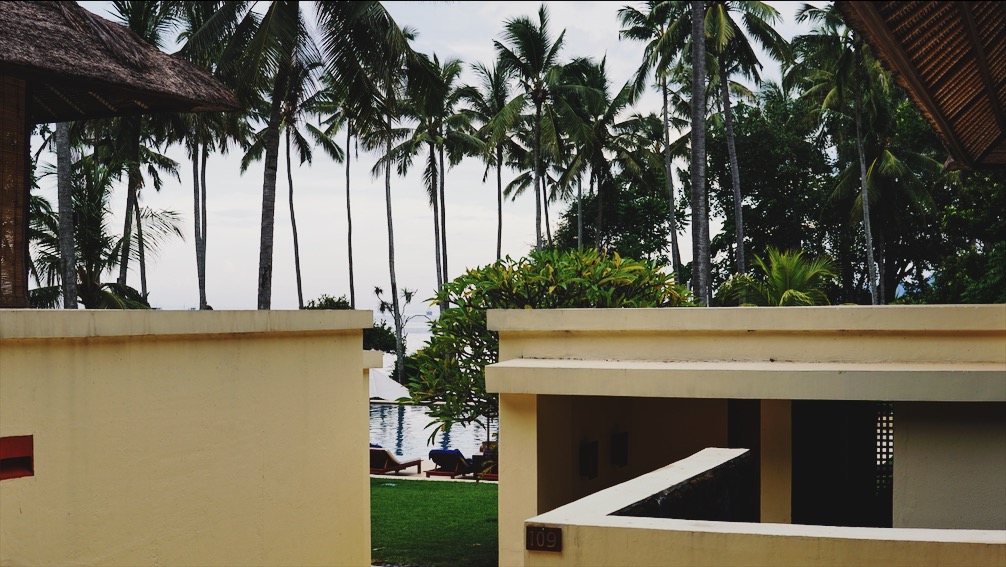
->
[408,249,691,441]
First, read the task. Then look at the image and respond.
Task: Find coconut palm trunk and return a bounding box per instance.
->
[576,175,583,248]
[345,122,356,308]
[543,179,552,246]
[854,37,879,305]
[199,145,209,309]
[690,0,710,304]
[496,146,503,260]
[55,121,77,309]
[286,128,305,309]
[191,148,206,309]
[385,112,405,383]
[117,117,141,287]
[533,103,543,250]
[134,193,147,298]
[719,63,746,275]
[661,77,683,282]
[429,145,444,298]
[257,75,287,310]
[595,173,604,249]
[438,146,448,289]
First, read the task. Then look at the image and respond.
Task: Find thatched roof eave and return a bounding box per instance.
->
[0,1,240,124]
[836,1,1006,171]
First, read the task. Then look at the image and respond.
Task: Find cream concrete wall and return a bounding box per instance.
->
[0,310,375,567]
[895,402,1006,530]
[524,449,1006,567]
[488,305,1006,567]
[536,396,728,513]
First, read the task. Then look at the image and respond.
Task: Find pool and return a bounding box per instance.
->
[369,403,495,459]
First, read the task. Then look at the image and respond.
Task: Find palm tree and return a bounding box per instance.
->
[303,74,372,309]
[175,1,252,310]
[55,122,77,308]
[690,0,711,304]
[107,1,182,297]
[720,247,836,306]
[390,55,477,304]
[618,0,690,279]
[243,57,340,309]
[30,155,181,309]
[704,1,789,276]
[306,73,364,307]
[495,4,567,251]
[325,9,431,383]
[557,57,636,249]
[789,3,882,304]
[461,60,520,260]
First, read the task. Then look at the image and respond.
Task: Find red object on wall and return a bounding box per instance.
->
[0,435,33,480]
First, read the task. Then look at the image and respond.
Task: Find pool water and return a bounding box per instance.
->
[369,403,495,459]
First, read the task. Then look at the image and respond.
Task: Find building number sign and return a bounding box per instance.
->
[525,525,562,552]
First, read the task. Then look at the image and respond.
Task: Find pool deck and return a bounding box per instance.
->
[370,458,498,483]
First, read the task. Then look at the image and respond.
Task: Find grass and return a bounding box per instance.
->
[371,478,498,567]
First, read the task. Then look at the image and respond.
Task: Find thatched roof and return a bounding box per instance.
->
[0,1,239,124]
[836,1,1006,170]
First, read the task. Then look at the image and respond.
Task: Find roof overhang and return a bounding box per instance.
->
[0,1,240,124]
[836,1,1006,170]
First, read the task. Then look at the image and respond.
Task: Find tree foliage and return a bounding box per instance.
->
[408,248,691,440]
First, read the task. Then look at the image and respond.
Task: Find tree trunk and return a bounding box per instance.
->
[533,103,543,250]
[346,122,356,308]
[595,173,603,249]
[662,77,683,283]
[257,76,286,310]
[877,227,886,305]
[430,144,444,301]
[192,146,203,309]
[385,112,405,384]
[134,194,147,299]
[543,178,552,246]
[287,128,304,309]
[496,147,503,260]
[690,0,710,305]
[55,121,77,309]
[720,63,746,275]
[117,116,141,287]
[577,175,583,248]
[199,144,209,309]
[439,145,449,309]
[854,36,879,305]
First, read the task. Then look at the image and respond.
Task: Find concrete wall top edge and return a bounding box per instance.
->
[0,309,374,340]
[531,510,1006,545]
[487,305,1006,333]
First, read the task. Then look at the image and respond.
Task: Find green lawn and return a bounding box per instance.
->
[371,478,498,567]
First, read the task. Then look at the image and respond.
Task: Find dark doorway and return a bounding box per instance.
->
[791,401,893,527]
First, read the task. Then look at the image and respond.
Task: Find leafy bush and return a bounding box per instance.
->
[302,294,400,354]
[408,249,691,440]
[717,247,836,306]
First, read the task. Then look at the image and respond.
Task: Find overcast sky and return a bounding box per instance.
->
[55,2,816,343]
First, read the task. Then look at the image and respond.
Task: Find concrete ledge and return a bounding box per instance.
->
[488,305,1006,333]
[526,449,1006,567]
[487,358,1006,401]
[0,309,374,340]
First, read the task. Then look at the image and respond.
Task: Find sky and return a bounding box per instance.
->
[53,1,817,354]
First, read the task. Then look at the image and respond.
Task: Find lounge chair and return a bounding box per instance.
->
[472,451,498,481]
[425,449,476,479]
[370,444,422,475]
